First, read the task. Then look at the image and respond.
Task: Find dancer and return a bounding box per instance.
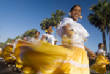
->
[91,43,110,74]
[41,26,57,45]
[30,31,40,43]
[56,5,91,74]
[97,43,105,56]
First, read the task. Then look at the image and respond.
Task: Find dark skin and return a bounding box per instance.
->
[97,43,105,56]
[70,6,81,21]
[98,43,104,49]
[47,26,53,34]
[62,24,73,38]
[35,32,40,40]
[41,26,53,40]
[62,6,96,59]
[41,26,57,45]
[62,6,82,37]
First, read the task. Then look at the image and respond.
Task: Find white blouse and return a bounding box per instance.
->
[43,34,57,45]
[97,49,105,56]
[57,17,89,49]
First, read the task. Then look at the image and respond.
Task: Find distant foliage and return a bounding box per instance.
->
[40,10,65,30]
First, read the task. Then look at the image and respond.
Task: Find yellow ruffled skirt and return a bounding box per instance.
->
[2,45,15,62]
[91,55,110,74]
[15,40,90,74]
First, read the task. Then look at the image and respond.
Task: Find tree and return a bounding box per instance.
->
[88,0,108,52]
[106,2,110,53]
[5,38,15,44]
[0,42,6,48]
[40,10,65,30]
[51,10,65,27]
[22,28,38,38]
[14,35,21,40]
[0,28,38,48]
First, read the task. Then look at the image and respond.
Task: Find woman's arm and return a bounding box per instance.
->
[85,46,96,60]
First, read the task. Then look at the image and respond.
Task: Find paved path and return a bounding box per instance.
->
[0,60,20,74]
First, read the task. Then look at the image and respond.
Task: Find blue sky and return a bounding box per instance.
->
[0,0,109,52]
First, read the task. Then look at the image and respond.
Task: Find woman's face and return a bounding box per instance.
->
[48,26,53,34]
[100,44,104,49]
[70,6,81,21]
[35,32,40,38]
[99,44,104,49]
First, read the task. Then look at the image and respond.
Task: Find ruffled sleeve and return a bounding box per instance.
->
[57,17,90,40]
[78,24,90,39]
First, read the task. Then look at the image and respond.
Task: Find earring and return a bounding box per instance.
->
[45,30,48,32]
[79,16,82,19]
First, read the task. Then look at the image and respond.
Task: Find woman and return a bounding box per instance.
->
[41,26,57,45]
[30,31,40,43]
[16,5,94,74]
[91,43,110,74]
[56,5,92,74]
[97,43,105,56]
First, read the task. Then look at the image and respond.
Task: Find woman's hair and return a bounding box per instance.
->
[70,5,81,12]
[35,31,40,34]
[98,43,103,48]
[46,25,52,30]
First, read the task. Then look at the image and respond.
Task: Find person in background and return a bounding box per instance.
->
[0,48,3,59]
[23,36,28,41]
[97,43,105,56]
[91,43,110,74]
[35,31,40,40]
[41,26,57,45]
[30,31,40,43]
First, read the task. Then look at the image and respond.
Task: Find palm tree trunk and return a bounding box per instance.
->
[102,31,107,53]
[109,30,110,53]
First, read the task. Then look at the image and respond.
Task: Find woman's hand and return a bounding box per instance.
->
[62,24,74,38]
[89,51,96,60]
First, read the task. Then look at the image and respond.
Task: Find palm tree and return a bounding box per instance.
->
[40,10,65,30]
[22,28,38,37]
[107,24,110,53]
[106,2,110,53]
[88,0,108,52]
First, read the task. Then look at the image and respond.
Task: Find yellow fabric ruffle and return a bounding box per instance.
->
[2,45,15,61]
[91,55,110,74]
[15,40,90,74]
[60,46,89,74]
